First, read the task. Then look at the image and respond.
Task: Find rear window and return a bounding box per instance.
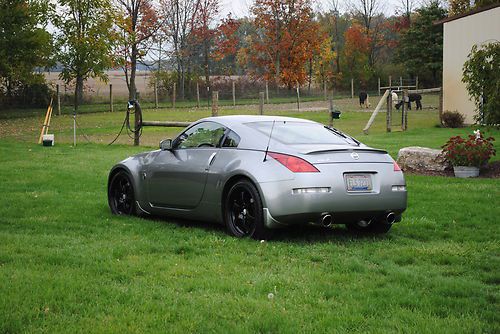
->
[245,121,357,145]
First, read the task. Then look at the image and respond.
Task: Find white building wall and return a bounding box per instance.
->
[442,7,500,124]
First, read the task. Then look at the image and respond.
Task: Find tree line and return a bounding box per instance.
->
[0,0,497,109]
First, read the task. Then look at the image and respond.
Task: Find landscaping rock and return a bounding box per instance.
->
[397,146,450,172]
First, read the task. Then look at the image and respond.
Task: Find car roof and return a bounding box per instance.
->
[198,115,316,128]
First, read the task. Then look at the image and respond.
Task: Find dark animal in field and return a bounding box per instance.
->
[359,91,370,108]
[395,93,422,110]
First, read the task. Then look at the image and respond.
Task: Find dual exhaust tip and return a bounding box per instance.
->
[320,212,396,228]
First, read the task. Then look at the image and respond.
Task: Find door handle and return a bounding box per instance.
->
[205,152,217,171]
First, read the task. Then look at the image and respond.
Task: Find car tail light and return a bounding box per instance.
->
[268,152,319,173]
[393,161,402,172]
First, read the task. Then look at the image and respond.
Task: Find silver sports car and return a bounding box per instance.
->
[108,115,407,239]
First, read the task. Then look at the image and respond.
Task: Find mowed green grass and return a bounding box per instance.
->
[0,103,499,332]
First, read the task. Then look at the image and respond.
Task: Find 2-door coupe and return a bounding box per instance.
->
[108,115,407,239]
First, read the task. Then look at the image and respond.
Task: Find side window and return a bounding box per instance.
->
[174,122,226,149]
[222,130,241,148]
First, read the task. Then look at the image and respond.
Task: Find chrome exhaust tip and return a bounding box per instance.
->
[320,214,333,227]
[386,212,396,225]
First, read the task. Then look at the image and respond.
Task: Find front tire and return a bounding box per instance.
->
[108,171,136,215]
[224,180,272,240]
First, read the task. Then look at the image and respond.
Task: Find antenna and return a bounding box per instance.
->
[263,120,276,162]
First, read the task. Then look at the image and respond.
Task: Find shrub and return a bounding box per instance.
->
[441,130,496,167]
[462,42,500,125]
[441,111,465,128]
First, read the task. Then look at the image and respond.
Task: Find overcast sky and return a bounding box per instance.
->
[218,0,418,19]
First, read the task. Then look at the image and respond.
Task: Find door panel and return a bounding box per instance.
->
[147,149,218,209]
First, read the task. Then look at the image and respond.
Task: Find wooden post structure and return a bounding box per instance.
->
[259,92,264,115]
[134,101,141,146]
[109,84,113,113]
[399,76,403,87]
[296,82,300,111]
[56,84,61,115]
[351,78,354,99]
[389,76,392,88]
[265,81,269,104]
[415,76,419,90]
[154,79,158,109]
[329,96,334,127]
[324,81,327,100]
[38,98,53,144]
[211,91,218,116]
[439,87,444,126]
[386,91,392,132]
[172,83,176,108]
[401,90,407,131]
[196,82,200,108]
[378,78,381,96]
[232,81,236,106]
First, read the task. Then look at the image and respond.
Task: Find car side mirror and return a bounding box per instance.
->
[159,139,172,151]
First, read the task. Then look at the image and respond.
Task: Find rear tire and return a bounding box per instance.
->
[108,171,136,215]
[224,179,272,240]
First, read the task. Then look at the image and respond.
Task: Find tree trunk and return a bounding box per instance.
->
[129,44,138,100]
[204,39,210,91]
[74,75,84,112]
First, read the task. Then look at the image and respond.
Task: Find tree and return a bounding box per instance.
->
[116,0,160,100]
[313,36,337,88]
[191,0,219,89]
[396,1,447,85]
[462,42,500,125]
[54,0,117,110]
[212,15,241,76]
[349,0,383,67]
[161,0,199,99]
[0,0,52,105]
[448,0,471,16]
[247,0,322,89]
[342,22,371,85]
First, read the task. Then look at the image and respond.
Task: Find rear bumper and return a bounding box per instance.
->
[258,164,407,228]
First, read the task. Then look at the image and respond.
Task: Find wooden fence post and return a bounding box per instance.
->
[324,81,327,101]
[259,92,264,115]
[389,75,392,88]
[172,83,176,108]
[386,91,392,132]
[400,76,403,87]
[212,91,218,116]
[154,79,158,109]
[134,102,141,146]
[439,87,444,125]
[415,76,419,90]
[329,96,334,127]
[378,78,381,96]
[296,82,300,111]
[196,82,200,108]
[351,78,354,99]
[265,81,269,104]
[232,81,236,106]
[56,84,61,115]
[109,84,113,113]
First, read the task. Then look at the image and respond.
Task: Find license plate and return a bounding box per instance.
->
[345,174,372,192]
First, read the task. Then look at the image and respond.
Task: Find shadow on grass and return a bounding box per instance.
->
[139,212,391,244]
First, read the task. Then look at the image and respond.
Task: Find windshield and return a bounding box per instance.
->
[245,121,358,146]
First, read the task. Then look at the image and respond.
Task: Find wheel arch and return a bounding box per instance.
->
[221,174,266,217]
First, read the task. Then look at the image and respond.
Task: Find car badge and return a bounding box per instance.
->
[351,152,359,160]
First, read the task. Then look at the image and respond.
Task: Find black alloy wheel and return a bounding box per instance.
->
[224,180,271,240]
[108,171,136,215]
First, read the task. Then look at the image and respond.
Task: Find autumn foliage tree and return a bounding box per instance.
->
[342,22,371,85]
[212,15,240,75]
[191,0,219,89]
[245,0,322,90]
[116,0,160,100]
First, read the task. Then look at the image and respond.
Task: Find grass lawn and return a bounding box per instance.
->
[0,104,499,332]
